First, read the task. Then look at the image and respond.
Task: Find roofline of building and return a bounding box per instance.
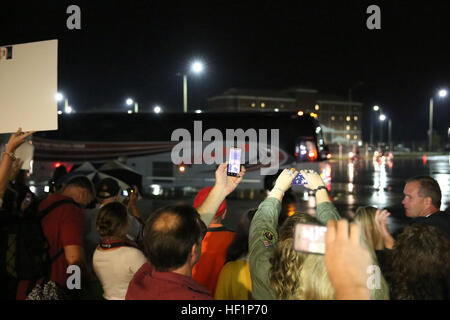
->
[316,99,363,106]
[207,95,296,102]
[283,88,318,94]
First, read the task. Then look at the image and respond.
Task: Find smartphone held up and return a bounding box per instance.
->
[293,223,327,255]
[227,147,242,177]
[292,173,308,186]
[122,188,134,197]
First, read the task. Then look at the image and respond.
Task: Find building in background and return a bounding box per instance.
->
[207,86,363,146]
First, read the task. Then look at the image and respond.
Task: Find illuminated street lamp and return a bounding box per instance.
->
[65,106,73,114]
[183,60,204,113]
[191,61,204,73]
[55,92,74,114]
[54,92,63,102]
[379,114,392,150]
[125,98,138,113]
[153,105,162,114]
[428,88,448,151]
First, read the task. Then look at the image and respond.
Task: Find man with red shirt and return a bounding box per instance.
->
[191,186,235,296]
[126,163,244,300]
[17,176,95,299]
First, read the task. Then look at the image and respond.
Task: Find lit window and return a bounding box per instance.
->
[346,116,351,121]
[354,116,358,121]
[331,116,335,121]
[346,125,350,131]
[261,102,265,108]
[315,104,320,111]
[353,135,358,140]
[251,102,256,107]
[346,134,350,140]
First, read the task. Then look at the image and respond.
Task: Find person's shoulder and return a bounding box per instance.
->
[426,211,450,223]
[129,261,151,279]
[44,194,80,209]
[121,246,146,258]
[436,210,450,217]
[222,259,247,273]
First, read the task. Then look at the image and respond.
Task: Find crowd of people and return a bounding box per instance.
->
[0,128,449,300]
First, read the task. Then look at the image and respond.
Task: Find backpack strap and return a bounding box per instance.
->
[38,199,80,220]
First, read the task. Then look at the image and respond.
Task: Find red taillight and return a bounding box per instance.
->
[54,162,62,168]
[308,150,317,160]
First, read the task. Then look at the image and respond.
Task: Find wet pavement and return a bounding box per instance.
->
[135,154,450,235]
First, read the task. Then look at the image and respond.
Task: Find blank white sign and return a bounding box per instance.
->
[0,39,58,134]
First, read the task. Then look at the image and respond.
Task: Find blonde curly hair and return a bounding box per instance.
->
[269,213,335,300]
[354,206,385,251]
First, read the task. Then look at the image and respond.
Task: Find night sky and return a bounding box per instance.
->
[1,0,449,144]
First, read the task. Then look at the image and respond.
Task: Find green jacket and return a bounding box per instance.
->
[248,197,389,300]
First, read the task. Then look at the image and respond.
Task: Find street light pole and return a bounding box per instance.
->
[428,97,433,152]
[379,108,383,146]
[388,118,392,151]
[379,114,384,145]
[126,98,138,113]
[182,60,204,114]
[372,105,380,147]
[428,89,448,152]
[183,74,188,113]
[370,112,374,146]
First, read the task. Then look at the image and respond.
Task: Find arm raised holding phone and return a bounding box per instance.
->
[249,168,298,299]
[299,169,341,224]
[196,163,246,227]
